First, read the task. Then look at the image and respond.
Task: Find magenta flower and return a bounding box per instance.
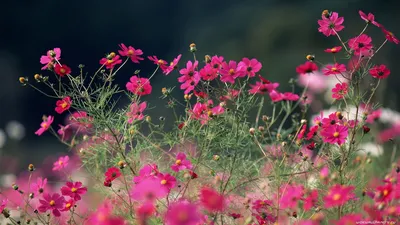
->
[269,90,283,102]
[86,201,125,225]
[381,27,399,44]
[278,184,304,209]
[281,92,299,101]
[40,48,61,70]
[369,64,390,79]
[317,12,344,37]
[133,164,159,184]
[348,34,373,56]
[53,156,69,171]
[178,60,201,94]
[31,177,48,196]
[333,213,363,225]
[126,76,152,96]
[303,190,318,211]
[130,177,168,202]
[38,193,66,217]
[199,64,218,81]
[322,63,346,76]
[55,96,72,114]
[164,54,182,75]
[67,111,93,133]
[61,181,87,201]
[220,60,244,84]
[331,82,348,100]
[0,198,8,212]
[324,46,342,54]
[57,124,72,141]
[127,101,147,123]
[324,184,355,208]
[158,173,177,191]
[189,102,210,125]
[99,54,122,69]
[165,200,202,225]
[35,115,54,136]
[210,55,224,70]
[171,152,192,172]
[359,10,380,27]
[104,167,121,182]
[148,55,169,72]
[118,43,144,63]
[321,124,348,145]
[61,199,75,212]
[249,76,279,95]
[200,187,225,212]
[237,58,262,77]
[296,61,319,75]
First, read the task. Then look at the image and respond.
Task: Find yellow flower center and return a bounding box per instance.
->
[333,193,341,201]
[333,132,340,138]
[331,67,337,72]
[175,159,182,165]
[66,203,72,208]
[127,49,134,55]
[97,213,106,222]
[229,68,235,75]
[177,211,188,222]
[331,48,337,52]
[49,200,55,206]
[71,187,78,193]
[160,179,167,185]
[41,123,48,129]
[107,59,114,64]
[60,68,66,74]
[58,160,63,165]
[157,59,165,65]
[383,189,389,196]
[61,102,68,108]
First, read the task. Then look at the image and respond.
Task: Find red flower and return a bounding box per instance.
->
[296,61,318,75]
[55,96,72,114]
[331,82,348,100]
[54,64,71,77]
[199,187,225,212]
[322,63,346,76]
[61,181,87,201]
[38,193,66,217]
[348,34,373,56]
[99,55,123,69]
[369,64,390,79]
[199,64,218,81]
[381,27,399,44]
[317,12,344,37]
[324,46,342,53]
[359,10,380,27]
[105,167,121,181]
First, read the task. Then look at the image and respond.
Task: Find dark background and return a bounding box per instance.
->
[1,0,399,171]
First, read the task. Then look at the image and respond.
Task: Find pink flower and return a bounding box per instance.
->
[178,61,201,94]
[136,202,155,225]
[324,184,355,208]
[31,177,48,195]
[322,63,346,76]
[164,54,182,75]
[200,187,225,212]
[35,115,54,136]
[297,72,327,93]
[105,167,121,181]
[61,199,74,212]
[374,183,394,203]
[348,34,373,56]
[158,173,177,191]
[54,64,71,77]
[53,156,69,171]
[55,96,72,114]
[61,181,87,201]
[303,190,318,211]
[320,166,329,180]
[331,82,348,100]
[269,90,283,102]
[165,200,202,225]
[249,76,279,95]
[237,58,262,77]
[199,64,218,81]
[118,43,144,63]
[366,109,381,124]
[148,55,169,72]
[359,10,380,27]
[99,54,123,69]
[133,164,159,183]
[282,92,299,101]
[333,213,363,225]
[189,102,210,125]
[220,60,244,83]
[40,48,61,70]
[86,201,125,225]
[210,55,224,70]
[369,64,390,79]
[296,61,319,75]
[38,193,66,217]
[321,124,348,145]
[324,46,342,53]
[279,184,304,209]
[127,101,147,123]
[171,152,192,172]
[130,177,168,202]
[57,124,72,141]
[306,126,319,140]
[317,12,344,37]
[0,198,8,212]
[67,111,93,133]
[126,76,152,96]
[381,27,399,44]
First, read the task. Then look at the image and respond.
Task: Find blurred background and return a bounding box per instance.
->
[1,0,400,173]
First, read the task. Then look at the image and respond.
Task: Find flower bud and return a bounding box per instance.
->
[107,52,116,59]
[118,161,126,169]
[184,94,192,101]
[129,129,135,135]
[2,208,10,218]
[205,55,211,63]
[281,142,287,147]
[300,119,307,124]
[145,116,151,122]
[306,55,315,61]
[28,164,35,172]
[366,158,372,164]
[213,155,220,161]
[249,128,256,135]
[258,126,265,132]
[209,170,215,176]
[161,87,168,95]
[34,74,42,81]
[189,43,197,52]
[362,125,370,134]
[322,10,330,18]
[19,77,28,85]
[262,115,269,122]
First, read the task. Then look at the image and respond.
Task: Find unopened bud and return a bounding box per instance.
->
[145,116,151,122]
[161,87,168,95]
[362,125,370,134]
[209,170,215,176]
[34,74,42,81]
[107,52,116,59]
[205,55,211,63]
[189,43,197,52]
[19,77,28,85]
[117,161,126,169]
[249,128,256,135]
[184,94,192,101]
[306,55,315,61]
[28,164,35,172]
[281,142,287,147]
[301,119,307,124]
[322,10,330,18]
[366,158,372,164]
[213,155,220,161]
[258,126,265,132]
[262,115,269,122]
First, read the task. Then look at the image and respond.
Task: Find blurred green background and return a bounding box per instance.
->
[0,0,399,172]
